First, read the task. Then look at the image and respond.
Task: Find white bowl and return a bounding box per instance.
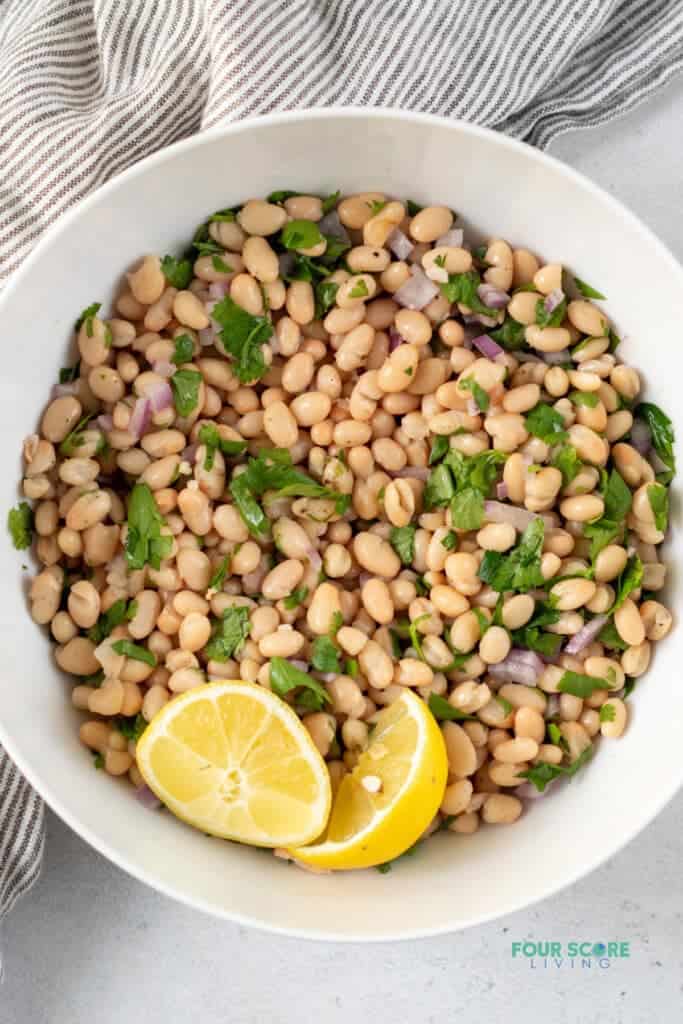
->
[1,109,680,941]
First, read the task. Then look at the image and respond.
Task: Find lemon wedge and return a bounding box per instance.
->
[288,689,448,870]
[136,681,331,847]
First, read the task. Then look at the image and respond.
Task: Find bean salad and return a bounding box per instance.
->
[10,188,675,856]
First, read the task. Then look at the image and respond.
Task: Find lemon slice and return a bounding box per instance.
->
[136,681,331,847]
[288,689,448,870]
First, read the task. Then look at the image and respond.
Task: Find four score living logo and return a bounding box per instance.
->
[512,940,631,969]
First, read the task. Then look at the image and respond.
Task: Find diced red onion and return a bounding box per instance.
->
[305,545,322,570]
[483,501,554,531]
[544,288,565,314]
[543,349,571,365]
[477,283,510,309]
[472,333,504,360]
[496,481,508,500]
[488,649,543,686]
[53,382,80,398]
[317,209,350,244]
[564,614,607,655]
[278,251,297,278]
[290,660,309,673]
[96,414,113,432]
[208,281,230,300]
[393,466,430,481]
[389,326,406,351]
[135,785,161,810]
[182,443,198,464]
[467,399,479,416]
[319,673,337,684]
[148,380,173,414]
[386,227,414,260]
[462,311,498,328]
[630,418,651,455]
[128,397,152,441]
[394,266,439,310]
[435,227,464,248]
[199,326,216,347]
[152,360,175,378]
[515,782,547,800]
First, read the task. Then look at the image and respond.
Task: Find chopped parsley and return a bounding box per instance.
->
[204,606,251,662]
[321,190,340,214]
[438,269,498,318]
[611,554,643,612]
[518,746,592,792]
[75,301,101,335]
[599,703,616,723]
[59,361,80,384]
[348,278,369,299]
[551,444,582,485]
[535,295,567,328]
[269,657,331,710]
[557,671,606,698]
[524,403,568,444]
[283,585,309,610]
[647,482,669,533]
[489,317,526,351]
[569,390,599,408]
[478,518,545,593]
[572,276,606,300]
[87,597,137,645]
[116,713,148,742]
[460,375,490,412]
[211,295,273,383]
[424,449,505,532]
[171,368,202,417]
[208,557,230,591]
[367,199,388,216]
[634,403,675,485]
[429,435,451,465]
[8,502,33,550]
[583,469,632,561]
[427,693,475,722]
[197,423,247,470]
[441,531,458,551]
[125,482,173,570]
[281,219,324,251]
[111,640,157,667]
[311,635,341,673]
[172,333,194,365]
[390,525,416,566]
[160,255,193,289]
[211,254,233,275]
[314,280,339,319]
[59,413,97,456]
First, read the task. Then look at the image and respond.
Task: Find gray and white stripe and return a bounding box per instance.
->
[2,0,682,916]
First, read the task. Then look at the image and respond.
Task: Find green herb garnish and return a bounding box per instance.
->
[269,657,331,710]
[524,403,568,444]
[204,606,251,662]
[478,518,545,593]
[390,525,416,566]
[161,255,193,289]
[8,502,33,550]
[171,369,202,417]
[125,482,173,570]
[211,295,272,384]
[111,640,157,666]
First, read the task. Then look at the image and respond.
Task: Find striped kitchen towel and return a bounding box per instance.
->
[2,0,683,917]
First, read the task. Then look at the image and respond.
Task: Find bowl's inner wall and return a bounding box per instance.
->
[0,111,680,939]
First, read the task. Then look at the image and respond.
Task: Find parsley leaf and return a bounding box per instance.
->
[460,376,489,412]
[406,199,423,216]
[427,693,475,722]
[212,254,233,275]
[489,317,527,351]
[535,295,567,328]
[111,640,157,666]
[161,255,193,289]
[87,598,134,645]
[451,488,484,530]
[441,531,458,551]
[172,333,194,365]
[634,403,675,484]
[551,445,583,485]
[125,482,173,570]
[311,635,341,673]
[8,502,33,550]
[59,413,96,456]
[424,464,456,509]
[569,390,599,408]
[314,280,339,319]
[171,369,202,417]
[198,423,247,470]
[573,276,606,300]
[75,302,101,335]
[439,270,498,317]
[283,585,309,610]
[583,469,632,561]
[204,606,250,661]
[599,703,616,723]
[348,278,369,299]
[525,403,568,444]
[518,746,592,792]
[390,525,416,566]
[211,295,272,383]
[269,657,331,710]
[321,190,340,214]
[281,220,324,250]
[478,518,545,593]
[208,557,230,591]
[429,435,451,465]
[647,482,669,532]
[59,362,80,384]
[511,603,562,657]
[229,474,270,536]
[267,190,301,203]
[597,618,628,651]
[611,554,643,612]
[115,713,148,742]
[558,671,606,697]
[367,199,388,216]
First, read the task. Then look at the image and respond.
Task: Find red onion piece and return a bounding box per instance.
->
[462,311,498,328]
[319,673,338,684]
[564,614,607,655]
[544,288,565,314]
[542,349,571,365]
[394,266,439,310]
[467,398,479,416]
[199,326,216,347]
[435,227,464,248]
[128,397,152,441]
[278,251,297,279]
[290,660,310,673]
[477,283,510,309]
[483,501,554,531]
[305,545,322,570]
[472,333,504,360]
[386,227,414,260]
[182,443,198,464]
[53,382,80,398]
[630,418,651,455]
[152,360,175,378]
[208,281,230,300]
[488,657,541,687]
[388,326,406,351]
[514,782,547,800]
[148,380,173,414]
[317,209,350,244]
[96,414,113,432]
[496,481,508,500]
[135,785,161,810]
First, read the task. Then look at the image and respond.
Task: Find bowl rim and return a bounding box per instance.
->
[2,105,682,942]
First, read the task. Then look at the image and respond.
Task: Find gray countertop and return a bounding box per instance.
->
[4,79,683,1024]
